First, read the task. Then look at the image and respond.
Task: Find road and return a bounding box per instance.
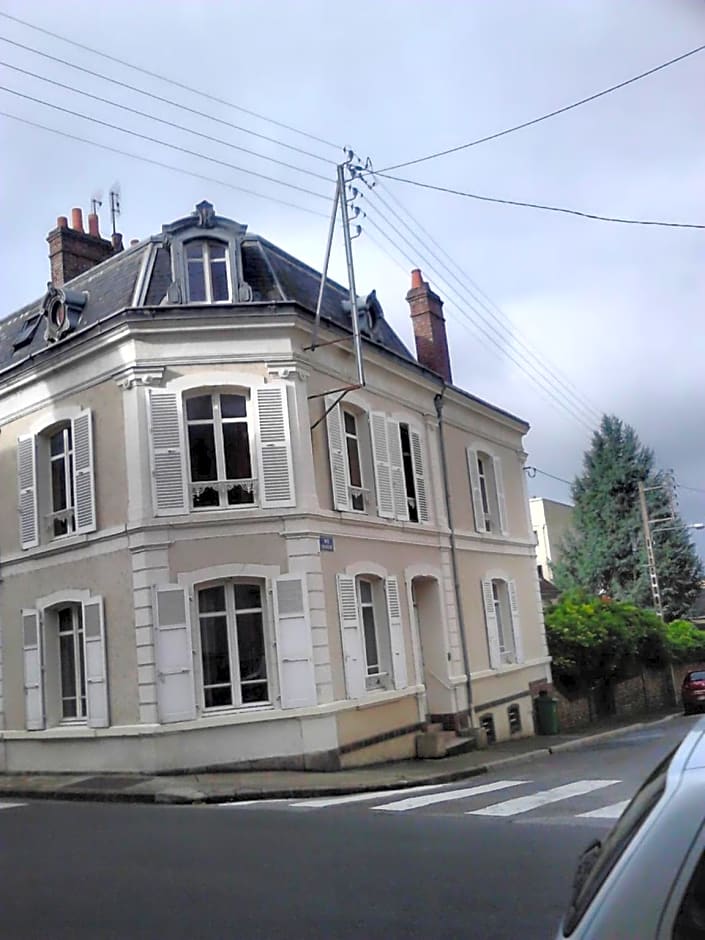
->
[0,716,698,940]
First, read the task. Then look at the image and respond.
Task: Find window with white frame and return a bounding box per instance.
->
[467,447,507,535]
[57,604,86,720]
[326,401,429,524]
[148,383,295,516]
[197,581,269,709]
[336,572,407,696]
[186,392,254,509]
[481,576,523,669]
[185,239,231,303]
[17,411,96,551]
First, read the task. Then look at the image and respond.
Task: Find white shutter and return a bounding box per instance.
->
[493,455,508,536]
[507,579,524,663]
[388,420,409,521]
[273,575,317,709]
[410,429,429,523]
[325,399,351,512]
[385,576,407,690]
[370,412,394,519]
[481,578,501,670]
[17,435,38,549]
[22,609,44,730]
[467,448,487,533]
[82,596,109,727]
[154,585,196,723]
[72,410,96,534]
[148,389,189,516]
[255,383,296,508]
[336,574,366,698]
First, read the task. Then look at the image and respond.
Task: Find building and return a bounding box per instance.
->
[0,201,551,774]
[529,497,574,582]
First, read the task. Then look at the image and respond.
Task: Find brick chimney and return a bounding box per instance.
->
[406,268,452,383]
[47,207,120,287]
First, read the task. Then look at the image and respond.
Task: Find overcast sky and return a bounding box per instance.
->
[1,0,704,556]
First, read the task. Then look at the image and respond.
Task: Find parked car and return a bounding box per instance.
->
[555,717,705,938]
[682,669,705,715]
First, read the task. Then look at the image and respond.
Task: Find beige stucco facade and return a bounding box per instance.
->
[0,207,552,774]
[530,497,574,581]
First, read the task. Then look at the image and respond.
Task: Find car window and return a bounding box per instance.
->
[673,849,705,939]
[563,749,675,936]
[686,672,705,682]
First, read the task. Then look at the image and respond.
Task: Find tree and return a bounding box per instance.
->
[554,415,703,620]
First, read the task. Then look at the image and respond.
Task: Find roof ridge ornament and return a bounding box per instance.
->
[194,200,216,228]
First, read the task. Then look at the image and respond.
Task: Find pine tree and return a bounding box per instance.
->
[554,415,703,620]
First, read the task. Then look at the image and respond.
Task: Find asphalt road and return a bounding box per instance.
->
[0,716,698,940]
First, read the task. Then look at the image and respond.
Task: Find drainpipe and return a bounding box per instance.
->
[434,389,475,728]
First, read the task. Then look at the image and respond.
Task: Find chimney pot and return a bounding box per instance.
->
[88,212,100,238]
[111,232,124,253]
[411,268,424,290]
[57,215,68,229]
[130,238,139,247]
[71,207,84,233]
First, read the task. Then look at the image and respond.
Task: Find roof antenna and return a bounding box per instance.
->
[109,184,121,236]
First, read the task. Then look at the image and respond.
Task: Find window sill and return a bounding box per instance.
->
[470,655,553,680]
[200,702,273,716]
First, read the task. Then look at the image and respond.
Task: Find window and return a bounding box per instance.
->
[674,846,705,939]
[467,447,507,535]
[481,576,523,669]
[508,703,522,735]
[185,239,230,303]
[197,582,269,710]
[343,410,365,511]
[480,713,496,744]
[57,605,86,720]
[186,392,254,509]
[399,423,419,523]
[359,579,381,677]
[48,425,75,537]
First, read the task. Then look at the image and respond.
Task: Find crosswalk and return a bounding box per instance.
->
[0,801,26,811]
[217,778,631,824]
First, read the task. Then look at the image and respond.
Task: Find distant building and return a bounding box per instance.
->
[529,497,574,583]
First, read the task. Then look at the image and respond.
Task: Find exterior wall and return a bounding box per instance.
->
[529,498,574,581]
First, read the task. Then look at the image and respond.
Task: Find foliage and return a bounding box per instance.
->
[544,590,667,685]
[665,619,705,663]
[553,414,703,620]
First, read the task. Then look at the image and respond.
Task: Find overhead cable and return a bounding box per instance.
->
[0,11,340,150]
[377,172,705,230]
[0,111,329,219]
[0,85,331,201]
[378,41,705,172]
[0,60,331,182]
[0,34,335,165]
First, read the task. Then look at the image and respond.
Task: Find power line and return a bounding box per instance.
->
[525,467,573,487]
[374,176,605,420]
[378,41,705,172]
[0,111,329,219]
[0,84,332,202]
[0,35,335,166]
[365,179,602,425]
[377,172,705,230]
[0,60,331,183]
[0,10,340,150]
[361,205,594,433]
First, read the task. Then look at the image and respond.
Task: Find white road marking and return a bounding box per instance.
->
[290,783,447,809]
[217,799,291,807]
[467,779,621,817]
[373,780,527,812]
[0,802,26,810]
[577,800,630,819]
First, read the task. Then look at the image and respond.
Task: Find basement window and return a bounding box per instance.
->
[508,704,522,735]
[480,713,496,745]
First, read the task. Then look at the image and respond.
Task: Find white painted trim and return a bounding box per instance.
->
[343,560,388,579]
[35,588,92,611]
[484,567,512,583]
[470,655,552,680]
[165,370,268,395]
[131,242,158,307]
[176,563,281,594]
[28,404,85,437]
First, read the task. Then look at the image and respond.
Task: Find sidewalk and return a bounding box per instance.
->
[0,711,680,805]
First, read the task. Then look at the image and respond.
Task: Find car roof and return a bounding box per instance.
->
[669,716,705,773]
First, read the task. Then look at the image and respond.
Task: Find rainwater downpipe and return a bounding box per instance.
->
[434,389,475,728]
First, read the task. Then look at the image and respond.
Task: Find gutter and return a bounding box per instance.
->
[434,387,475,727]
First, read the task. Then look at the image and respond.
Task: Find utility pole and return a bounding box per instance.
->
[638,481,664,619]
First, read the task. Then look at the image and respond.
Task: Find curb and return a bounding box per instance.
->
[0,712,682,806]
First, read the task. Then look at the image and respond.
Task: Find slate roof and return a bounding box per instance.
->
[0,211,414,376]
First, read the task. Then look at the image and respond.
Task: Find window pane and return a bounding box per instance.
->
[234,583,262,611]
[193,488,220,508]
[227,483,254,506]
[198,586,226,614]
[359,581,372,604]
[343,411,357,435]
[237,611,267,684]
[362,606,380,673]
[50,430,65,456]
[223,423,252,481]
[51,458,67,511]
[60,632,77,702]
[210,255,229,302]
[200,615,231,687]
[242,683,269,704]
[186,244,206,302]
[346,437,362,488]
[186,395,213,420]
[220,394,247,419]
[188,424,217,482]
[205,686,232,709]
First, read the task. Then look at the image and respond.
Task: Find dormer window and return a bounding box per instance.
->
[186,240,230,303]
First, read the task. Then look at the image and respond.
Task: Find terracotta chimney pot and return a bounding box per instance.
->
[88,212,100,238]
[71,207,84,233]
[411,268,423,290]
[57,215,68,229]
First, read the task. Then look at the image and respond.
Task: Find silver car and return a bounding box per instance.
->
[556,717,705,938]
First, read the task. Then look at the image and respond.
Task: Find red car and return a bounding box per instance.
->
[682,669,705,715]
